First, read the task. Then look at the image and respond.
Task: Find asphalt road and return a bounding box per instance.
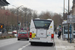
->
[0,38,56,50]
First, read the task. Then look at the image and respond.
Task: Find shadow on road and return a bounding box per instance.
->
[31,43,55,47]
[17,39,29,41]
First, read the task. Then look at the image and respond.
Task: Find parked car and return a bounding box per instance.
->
[0,32,2,34]
[17,30,29,40]
[12,30,17,34]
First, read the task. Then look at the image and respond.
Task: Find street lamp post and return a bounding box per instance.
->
[21,10,24,28]
[68,0,70,42]
[11,5,17,32]
[11,5,23,35]
[63,0,65,14]
[17,8,18,35]
[6,5,8,34]
[16,5,23,35]
[63,0,66,20]
[21,15,23,28]
[25,11,27,28]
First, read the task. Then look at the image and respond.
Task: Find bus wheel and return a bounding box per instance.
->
[31,42,34,46]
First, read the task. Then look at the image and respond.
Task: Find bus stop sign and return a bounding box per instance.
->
[67,15,75,23]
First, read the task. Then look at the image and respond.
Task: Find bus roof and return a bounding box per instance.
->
[47,19,53,21]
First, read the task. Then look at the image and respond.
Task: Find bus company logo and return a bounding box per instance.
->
[50,26,52,28]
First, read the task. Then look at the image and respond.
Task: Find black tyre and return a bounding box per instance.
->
[18,39,20,40]
[31,42,34,46]
[27,39,29,40]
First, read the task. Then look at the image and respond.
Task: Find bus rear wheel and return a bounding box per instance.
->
[31,42,34,46]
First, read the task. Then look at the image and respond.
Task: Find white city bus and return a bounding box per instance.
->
[29,18,54,45]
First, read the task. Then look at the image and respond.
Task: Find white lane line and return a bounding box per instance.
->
[18,43,30,50]
[18,48,22,50]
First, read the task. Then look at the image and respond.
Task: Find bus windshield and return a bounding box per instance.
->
[33,20,52,29]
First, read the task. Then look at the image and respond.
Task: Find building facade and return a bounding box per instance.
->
[72,0,75,15]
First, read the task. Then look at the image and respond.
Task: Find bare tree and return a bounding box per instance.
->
[52,13,63,27]
[39,11,52,19]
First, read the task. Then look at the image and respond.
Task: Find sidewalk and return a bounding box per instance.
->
[55,34,75,50]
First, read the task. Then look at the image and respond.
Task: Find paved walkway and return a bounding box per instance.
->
[55,34,75,50]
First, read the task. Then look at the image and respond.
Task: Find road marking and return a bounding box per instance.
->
[18,43,30,50]
[18,48,22,50]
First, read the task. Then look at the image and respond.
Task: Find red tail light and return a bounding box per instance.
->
[29,32,32,38]
[51,34,54,38]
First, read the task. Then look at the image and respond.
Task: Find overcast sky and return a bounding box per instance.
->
[7,0,73,14]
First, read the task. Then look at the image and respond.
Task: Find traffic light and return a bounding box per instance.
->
[59,25,61,28]
[18,22,20,26]
[18,22,21,26]
[0,24,4,29]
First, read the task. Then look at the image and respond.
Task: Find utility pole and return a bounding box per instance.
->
[11,11,13,32]
[21,10,24,28]
[22,15,23,28]
[16,5,23,35]
[25,12,26,27]
[17,8,18,36]
[22,16,23,28]
[64,0,65,13]
[63,0,65,18]
[68,0,70,42]
[17,8,20,35]
[25,11,27,28]
[7,5,8,35]
[63,0,65,38]
[26,12,27,28]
